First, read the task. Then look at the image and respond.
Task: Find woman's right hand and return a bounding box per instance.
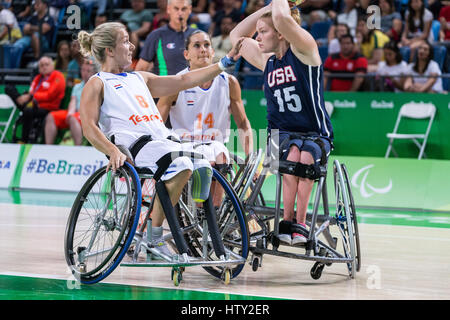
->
[106,148,128,173]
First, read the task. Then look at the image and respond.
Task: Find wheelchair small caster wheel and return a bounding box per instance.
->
[172,268,182,286]
[78,263,86,273]
[251,257,260,272]
[310,262,325,280]
[222,268,231,285]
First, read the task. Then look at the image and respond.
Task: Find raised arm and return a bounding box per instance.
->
[80,77,129,171]
[229,2,273,71]
[271,0,321,65]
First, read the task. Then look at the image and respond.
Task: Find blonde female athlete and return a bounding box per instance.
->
[157,30,253,207]
[78,22,240,255]
[230,0,333,246]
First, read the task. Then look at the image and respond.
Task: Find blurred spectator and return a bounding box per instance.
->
[401,0,434,61]
[245,0,265,16]
[54,40,70,77]
[211,15,235,62]
[298,0,333,27]
[44,58,97,145]
[439,5,450,41]
[356,15,390,72]
[120,0,153,52]
[375,41,408,92]
[379,0,403,42]
[79,0,120,20]
[94,13,107,28]
[11,0,32,22]
[209,0,242,37]
[404,40,444,93]
[328,23,351,55]
[328,0,359,39]
[189,0,211,31]
[323,34,368,91]
[0,1,22,44]
[12,0,55,60]
[5,56,65,143]
[151,0,169,31]
[48,0,69,23]
[67,39,83,87]
[136,0,195,75]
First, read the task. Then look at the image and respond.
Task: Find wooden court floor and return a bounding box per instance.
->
[1,202,450,300]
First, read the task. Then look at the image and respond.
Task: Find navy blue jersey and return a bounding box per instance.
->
[263,47,333,141]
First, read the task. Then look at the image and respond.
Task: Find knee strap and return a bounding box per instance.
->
[278,160,322,180]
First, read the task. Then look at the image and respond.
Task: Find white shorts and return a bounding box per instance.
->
[182,141,230,164]
[133,139,211,181]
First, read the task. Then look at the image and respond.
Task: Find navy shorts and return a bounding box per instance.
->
[279,132,332,163]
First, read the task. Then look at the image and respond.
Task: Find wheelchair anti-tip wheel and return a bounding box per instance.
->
[64,162,141,284]
[176,169,249,281]
[333,160,360,278]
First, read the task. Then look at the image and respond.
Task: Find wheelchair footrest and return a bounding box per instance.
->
[120,256,246,268]
[250,246,353,264]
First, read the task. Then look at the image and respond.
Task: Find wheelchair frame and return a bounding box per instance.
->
[64,152,249,286]
[231,148,361,280]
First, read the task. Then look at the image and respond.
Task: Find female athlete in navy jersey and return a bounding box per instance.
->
[230,0,334,245]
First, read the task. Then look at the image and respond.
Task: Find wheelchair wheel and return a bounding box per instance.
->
[64,162,141,284]
[176,169,249,280]
[333,160,358,278]
[341,163,361,272]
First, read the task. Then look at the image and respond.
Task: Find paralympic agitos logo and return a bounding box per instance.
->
[351,164,392,198]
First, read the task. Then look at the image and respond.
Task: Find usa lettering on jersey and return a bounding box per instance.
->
[267,66,297,88]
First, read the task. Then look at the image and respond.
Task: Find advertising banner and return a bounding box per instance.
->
[0,144,21,188]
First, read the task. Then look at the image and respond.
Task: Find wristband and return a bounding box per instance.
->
[218,55,236,71]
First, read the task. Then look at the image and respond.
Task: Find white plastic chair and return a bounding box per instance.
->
[325,101,334,117]
[385,101,436,160]
[0,94,17,143]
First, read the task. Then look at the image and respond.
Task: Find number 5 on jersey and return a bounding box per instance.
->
[274,85,302,112]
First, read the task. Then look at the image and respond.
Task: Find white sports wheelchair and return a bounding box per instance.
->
[64,144,249,286]
[229,131,361,280]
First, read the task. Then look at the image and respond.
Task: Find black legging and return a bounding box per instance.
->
[21,107,49,143]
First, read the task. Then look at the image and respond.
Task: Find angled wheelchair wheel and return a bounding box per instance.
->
[333,160,358,278]
[176,169,249,280]
[64,162,141,284]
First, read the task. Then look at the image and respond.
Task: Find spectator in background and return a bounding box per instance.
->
[211,15,235,62]
[11,0,32,22]
[151,0,169,31]
[209,0,242,37]
[245,0,265,16]
[136,0,195,75]
[297,0,333,28]
[5,56,66,143]
[67,39,83,87]
[120,0,153,53]
[54,40,71,77]
[328,0,359,40]
[439,5,450,41]
[379,0,403,42]
[323,33,368,91]
[12,0,55,61]
[404,40,444,93]
[355,15,390,72]
[0,1,22,44]
[328,23,350,55]
[401,0,434,61]
[189,0,211,31]
[44,58,97,145]
[375,41,408,92]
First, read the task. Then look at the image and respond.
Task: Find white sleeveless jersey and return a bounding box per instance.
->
[94,71,171,148]
[170,68,231,143]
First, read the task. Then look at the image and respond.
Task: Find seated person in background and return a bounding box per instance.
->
[211,16,236,63]
[54,40,71,77]
[375,41,408,92]
[157,30,253,207]
[0,1,22,44]
[5,56,66,143]
[208,0,242,37]
[355,15,390,72]
[379,0,403,42]
[119,0,153,53]
[328,23,351,55]
[401,0,434,61]
[12,0,54,61]
[297,0,333,28]
[44,58,97,145]
[439,5,450,41]
[67,39,84,87]
[404,41,444,93]
[323,34,368,91]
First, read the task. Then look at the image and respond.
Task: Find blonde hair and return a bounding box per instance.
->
[78,22,127,64]
[259,8,302,31]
